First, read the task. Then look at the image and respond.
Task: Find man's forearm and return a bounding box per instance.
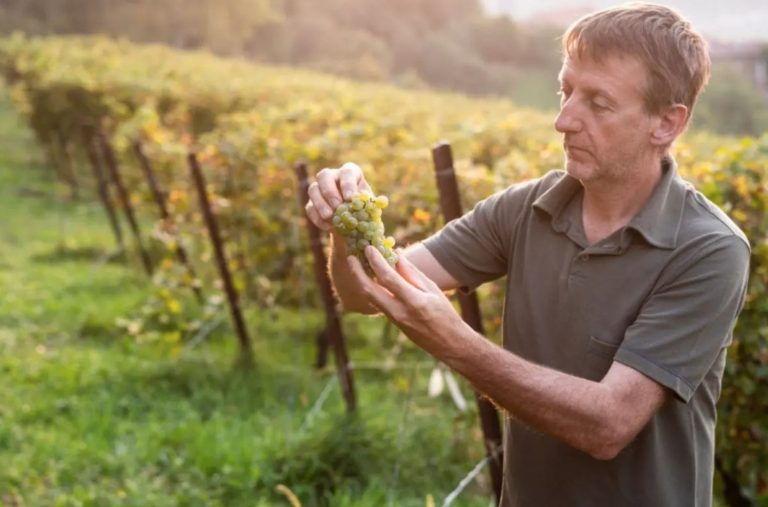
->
[435,324,636,460]
[328,233,378,314]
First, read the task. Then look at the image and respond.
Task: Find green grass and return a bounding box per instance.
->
[0,88,493,506]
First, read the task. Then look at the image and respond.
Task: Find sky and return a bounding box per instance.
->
[481,0,768,43]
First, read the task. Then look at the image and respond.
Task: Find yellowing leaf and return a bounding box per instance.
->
[412,208,431,224]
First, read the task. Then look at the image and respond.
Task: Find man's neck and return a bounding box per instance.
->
[580,157,664,245]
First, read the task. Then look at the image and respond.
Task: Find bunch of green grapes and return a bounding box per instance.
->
[332,191,398,274]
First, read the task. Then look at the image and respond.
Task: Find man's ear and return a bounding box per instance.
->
[650,104,689,147]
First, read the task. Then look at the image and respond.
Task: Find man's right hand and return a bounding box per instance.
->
[305,162,373,232]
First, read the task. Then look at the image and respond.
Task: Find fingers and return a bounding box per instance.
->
[316,168,343,209]
[339,162,371,200]
[306,162,371,231]
[304,200,331,231]
[307,181,332,215]
[364,246,420,302]
[397,253,441,293]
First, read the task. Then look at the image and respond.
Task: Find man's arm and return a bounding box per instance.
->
[448,329,668,460]
[349,247,668,460]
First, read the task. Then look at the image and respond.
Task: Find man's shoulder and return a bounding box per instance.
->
[456,170,568,236]
[495,169,567,204]
[678,178,750,251]
[522,169,567,192]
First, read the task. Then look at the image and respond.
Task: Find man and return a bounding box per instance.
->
[305,3,750,506]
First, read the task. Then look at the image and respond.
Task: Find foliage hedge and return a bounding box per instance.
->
[1,33,766,502]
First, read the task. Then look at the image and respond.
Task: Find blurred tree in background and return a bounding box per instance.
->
[0,0,562,96]
[692,63,768,136]
[0,0,765,135]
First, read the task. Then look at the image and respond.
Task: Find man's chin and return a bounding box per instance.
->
[564,160,593,181]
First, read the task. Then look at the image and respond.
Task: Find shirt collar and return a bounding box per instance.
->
[625,156,687,249]
[531,171,582,235]
[532,156,687,249]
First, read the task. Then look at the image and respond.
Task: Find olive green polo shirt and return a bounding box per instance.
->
[422,157,750,507]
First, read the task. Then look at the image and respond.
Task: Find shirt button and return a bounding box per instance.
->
[581,254,590,261]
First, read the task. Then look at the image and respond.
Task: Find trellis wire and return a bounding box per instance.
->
[442,444,504,507]
[299,374,338,433]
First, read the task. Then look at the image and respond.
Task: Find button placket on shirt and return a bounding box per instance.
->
[568,240,626,288]
[568,253,588,287]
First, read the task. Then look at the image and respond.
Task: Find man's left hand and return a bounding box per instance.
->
[347,246,467,357]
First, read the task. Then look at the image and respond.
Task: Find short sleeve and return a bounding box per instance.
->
[422,178,540,291]
[615,235,750,402]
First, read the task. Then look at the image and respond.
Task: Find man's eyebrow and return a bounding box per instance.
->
[584,85,618,104]
[557,76,619,104]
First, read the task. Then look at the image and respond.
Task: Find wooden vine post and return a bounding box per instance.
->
[133,142,204,303]
[188,152,253,358]
[54,126,81,200]
[80,125,125,251]
[97,132,154,276]
[431,141,504,503]
[294,161,357,413]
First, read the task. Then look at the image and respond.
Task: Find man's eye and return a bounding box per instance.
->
[591,100,609,111]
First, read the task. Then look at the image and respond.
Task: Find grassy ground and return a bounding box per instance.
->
[0,90,493,506]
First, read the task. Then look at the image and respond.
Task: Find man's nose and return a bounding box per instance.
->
[554,99,582,134]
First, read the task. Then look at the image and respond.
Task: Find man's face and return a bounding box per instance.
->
[555,54,657,185]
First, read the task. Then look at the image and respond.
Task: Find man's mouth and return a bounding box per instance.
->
[564,144,590,157]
